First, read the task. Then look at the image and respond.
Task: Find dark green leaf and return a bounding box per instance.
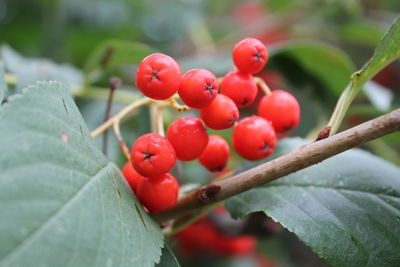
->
[356,16,400,87]
[270,42,355,97]
[156,245,180,267]
[84,40,155,74]
[0,82,163,267]
[226,138,400,267]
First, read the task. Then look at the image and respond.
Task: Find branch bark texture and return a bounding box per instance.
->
[153,108,400,223]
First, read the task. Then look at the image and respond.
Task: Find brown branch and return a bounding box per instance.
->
[152,108,400,223]
[102,77,121,155]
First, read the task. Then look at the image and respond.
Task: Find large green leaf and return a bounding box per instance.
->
[226,138,400,267]
[328,16,400,134]
[0,82,163,267]
[0,45,83,93]
[84,40,155,74]
[270,42,355,98]
[156,245,180,267]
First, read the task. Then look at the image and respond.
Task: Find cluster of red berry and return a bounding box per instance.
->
[122,37,300,213]
[174,207,256,257]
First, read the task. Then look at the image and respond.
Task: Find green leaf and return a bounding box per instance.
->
[328,16,400,134]
[270,42,355,98]
[0,61,5,103]
[357,16,400,85]
[0,45,83,93]
[156,245,180,267]
[226,138,400,267]
[84,40,155,74]
[0,82,163,267]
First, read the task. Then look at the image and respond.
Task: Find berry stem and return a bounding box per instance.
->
[152,108,400,223]
[169,97,190,112]
[254,77,271,95]
[91,97,152,137]
[102,78,121,155]
[150,103,165,136]
[113,119,130,159]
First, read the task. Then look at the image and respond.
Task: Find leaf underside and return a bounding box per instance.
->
[226,138,400,267]
[0,82,163,267]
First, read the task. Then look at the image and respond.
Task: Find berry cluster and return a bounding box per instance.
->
[174,207,256,257]
[122,37,300,213]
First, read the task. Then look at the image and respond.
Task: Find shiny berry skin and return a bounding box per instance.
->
[200,94,239,130]
[122,162,144,193]
[232,116,276,160]
[178,68,219,109]
[258,90,300,133]
[220,71,258,108]
[232,37,268,74]
[136,173,179,213]
[198,135,230,172]
[130,133,176,177]
[136,53,182,100]
[167,117,209,161]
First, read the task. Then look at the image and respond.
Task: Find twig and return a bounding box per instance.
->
[113,119,130,159]
[254,77,272,95]
[91,97,152,138]
[152,108,400,223]
[102,78,121,155]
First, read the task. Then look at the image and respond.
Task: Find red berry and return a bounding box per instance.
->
[213,235,256,256]
[198,135,230,172]
[178,68,219,109]
[122,162,144,193]
[136,53,182,100]
[232,116,276,160]
[167,117,209,161]
[136,173,179,213]
[220,71,258,108]
[174,217,220,257]
[232,37,268,74]
[200,94,239,130]
[130,133,176,177]
[258,90,300,133]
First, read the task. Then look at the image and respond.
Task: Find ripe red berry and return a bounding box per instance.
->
[136,53,182,100]
[200,94,239,130]
[198,135,230,172]
[232,116,276,160]
[213,235,256,256]
[220,71,258,108]
[232,37,268,74]
[178,68,219,109]
[136,173,179,213]
[167,117,209,161]
[130,133,176,177]
[258,90,300,133]
[122,162,144,193]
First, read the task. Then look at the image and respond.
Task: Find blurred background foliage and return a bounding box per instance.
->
[1,0,399,266]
